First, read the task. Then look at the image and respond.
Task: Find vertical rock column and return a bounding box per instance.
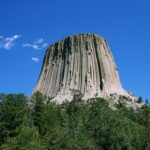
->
[35,33,129,103]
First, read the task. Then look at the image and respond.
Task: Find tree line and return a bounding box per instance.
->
[0,91,150,150]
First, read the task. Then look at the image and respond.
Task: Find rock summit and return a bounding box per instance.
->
[34,34,132,103]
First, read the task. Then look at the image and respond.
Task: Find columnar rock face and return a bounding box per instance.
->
[35,33,130,103]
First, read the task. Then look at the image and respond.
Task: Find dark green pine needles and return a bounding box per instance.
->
[0,91,150,150]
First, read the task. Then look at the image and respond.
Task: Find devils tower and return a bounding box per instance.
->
[34,34,131,103]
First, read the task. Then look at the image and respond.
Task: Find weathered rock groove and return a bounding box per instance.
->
[34,33,130,103]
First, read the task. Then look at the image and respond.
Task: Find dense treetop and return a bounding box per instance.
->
[0,91,149,150]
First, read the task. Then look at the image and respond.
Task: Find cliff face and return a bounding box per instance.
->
[35,34,130,103]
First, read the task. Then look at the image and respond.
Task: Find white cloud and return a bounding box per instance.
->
[23,38,48,50]
[32,57,40,63]
[23,43,41,50]
[42,43,48,48]
[0,34,21,50]
[0,35,48,50]
[32,45,41,49]
[36,38,44,44]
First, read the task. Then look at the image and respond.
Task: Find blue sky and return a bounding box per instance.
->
[0,0,149,102]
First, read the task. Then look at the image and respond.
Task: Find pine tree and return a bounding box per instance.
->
[0,93,27,145]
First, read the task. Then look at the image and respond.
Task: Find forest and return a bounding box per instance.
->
[0,91,150,150]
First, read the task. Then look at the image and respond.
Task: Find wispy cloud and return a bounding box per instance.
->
[0,35,21,50]
[0,35,48,50]
[42,43,48,48]
[23,43,41,50]
[23,38,48,50]
[32,57,40,63]
[36,38,44,44]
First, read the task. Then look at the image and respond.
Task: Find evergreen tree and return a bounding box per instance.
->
[1,91,150,149]
[0,93,27,145]
[146,99,149,105]
[138,96,143,103]
[1,126,46,150]
[30,91,48,136]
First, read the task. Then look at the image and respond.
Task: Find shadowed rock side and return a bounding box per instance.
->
[35,34,131,103]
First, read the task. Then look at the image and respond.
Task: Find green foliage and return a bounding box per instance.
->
[138,96,143,103]
[146,99,149,105]
[1,126,46,150]
[0,91,150,149]
[30,91,47,135]
[0,93,27,145]
[136,105,150,149]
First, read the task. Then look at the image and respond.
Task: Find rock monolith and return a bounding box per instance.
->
[34,33,131,103]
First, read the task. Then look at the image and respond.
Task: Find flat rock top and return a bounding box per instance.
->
[51,33,106,45]
[34,33,134,103]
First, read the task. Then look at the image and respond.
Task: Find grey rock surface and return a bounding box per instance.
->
[34,33,132,103]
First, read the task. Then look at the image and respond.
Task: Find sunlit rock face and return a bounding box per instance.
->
[34,33,130,103]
